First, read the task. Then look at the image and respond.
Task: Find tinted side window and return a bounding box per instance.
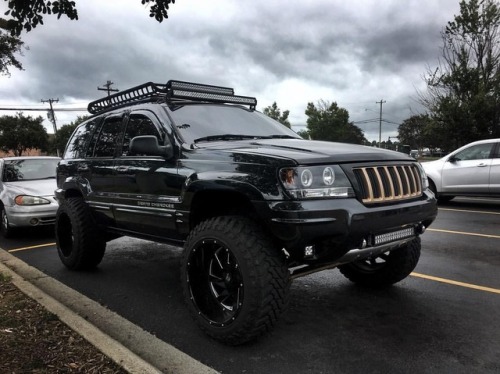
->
[64,119,100,159]
[454,143,493,161]
[93,117,124,157]
[122,114,162,156]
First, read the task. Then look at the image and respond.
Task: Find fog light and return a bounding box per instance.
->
[29,218,39,226]
[304,245,315,257]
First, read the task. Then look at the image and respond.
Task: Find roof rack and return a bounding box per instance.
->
[87,80,257,114]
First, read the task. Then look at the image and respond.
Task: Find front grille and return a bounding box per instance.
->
[353,164,422,204]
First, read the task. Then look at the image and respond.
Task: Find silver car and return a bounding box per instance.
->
[0,156,60,237]
[421,139,500,202]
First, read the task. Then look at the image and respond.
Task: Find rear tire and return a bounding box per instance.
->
[181,216,290,345]
[339,237,421,287]
[55,197,106,270]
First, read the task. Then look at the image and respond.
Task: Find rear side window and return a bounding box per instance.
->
[63,118,100,159]
[93,117,124,157]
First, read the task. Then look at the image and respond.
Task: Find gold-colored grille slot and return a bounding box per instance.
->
[354,164,422,204]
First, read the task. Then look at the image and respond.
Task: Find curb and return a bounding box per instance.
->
[0,249,218,374]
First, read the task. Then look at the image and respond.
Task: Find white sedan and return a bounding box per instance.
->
[421,139,500,202]
[0,156,60,238]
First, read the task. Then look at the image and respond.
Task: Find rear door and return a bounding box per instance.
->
[490,142,500,194]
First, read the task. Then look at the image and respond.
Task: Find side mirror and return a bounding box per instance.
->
[129,135,173,158]
[448,155,458,163]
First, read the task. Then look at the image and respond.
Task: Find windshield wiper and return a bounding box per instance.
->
[193,134,259,144]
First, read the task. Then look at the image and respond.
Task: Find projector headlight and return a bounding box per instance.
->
[279,165,355,199]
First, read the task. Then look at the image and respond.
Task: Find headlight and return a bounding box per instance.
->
[279,165,355,199]
[416,163,429,190]
[15,195,51,205]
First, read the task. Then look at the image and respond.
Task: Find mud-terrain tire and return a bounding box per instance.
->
[339,237,421,287]
[55,197,106,270]
[181,216,290,345]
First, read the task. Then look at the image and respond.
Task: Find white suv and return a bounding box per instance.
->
[422,139,500,202]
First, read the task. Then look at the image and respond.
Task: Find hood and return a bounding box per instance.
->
[3,179,57,197]
[197,138,414,164]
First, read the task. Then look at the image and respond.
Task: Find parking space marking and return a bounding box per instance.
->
[8,242,56,253]
[439,207,500,215]
[428,228,500,240]
[411,272,500,295]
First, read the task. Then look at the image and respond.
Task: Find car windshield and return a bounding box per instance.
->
[167,104,301,145]
[2,159,60,182]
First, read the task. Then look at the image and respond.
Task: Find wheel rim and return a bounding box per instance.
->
[186,239,244,326]
[57,212,74,257]
[351,252,390,273]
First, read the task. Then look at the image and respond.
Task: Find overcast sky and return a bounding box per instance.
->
[0,0,460,141]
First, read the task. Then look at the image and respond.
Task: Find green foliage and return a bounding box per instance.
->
[0,18,24,75]
[51,115,88,155]
[262,102,291,128]
[0,113,49,156]
[296,129,309,139]
[397,114,433,150]
[3,0,176,36]
[305,100,367,144]
[421,0,500,150]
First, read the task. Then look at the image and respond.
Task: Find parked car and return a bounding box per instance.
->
[55,80,437,345]
[0,156,60,237]
[421,138,500,202]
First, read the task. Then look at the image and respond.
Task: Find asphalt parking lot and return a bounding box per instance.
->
[1,197,499,373]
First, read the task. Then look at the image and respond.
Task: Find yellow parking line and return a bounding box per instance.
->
[411,272,500,295]
[428,228,500,239]
[8,242,56,253]
[439,207,500,215]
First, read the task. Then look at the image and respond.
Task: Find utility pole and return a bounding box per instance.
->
[376,99,386,148]
[98,80,119,96]
[41,98,59,157]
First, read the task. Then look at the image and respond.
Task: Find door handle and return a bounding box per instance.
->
[115,166,130,172]
[477,163,488,167]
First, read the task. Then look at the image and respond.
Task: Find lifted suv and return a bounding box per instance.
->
[55,80,437,345]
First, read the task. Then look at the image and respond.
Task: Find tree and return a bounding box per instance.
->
[420,0,500,150]
[3,0,176,36]
[51,115,88,155]
[397,114,434,151]
[262,102,291,128]
[0,18,24,75]
[305,100,367,144]
[0,113,49,156]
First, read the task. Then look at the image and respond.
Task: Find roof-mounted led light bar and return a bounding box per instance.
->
[87,80,256,115]
[166,80,257,109]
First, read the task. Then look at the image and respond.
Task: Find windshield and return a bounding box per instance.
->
[2,159,60,182]
[167,104,301,145]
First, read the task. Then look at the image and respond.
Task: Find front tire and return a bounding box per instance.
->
[1,207,14,238]
[339,237,421,287]
[181,216,290,345]
[55,197,106,270]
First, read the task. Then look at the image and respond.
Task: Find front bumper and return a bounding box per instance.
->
[5,198,59,228]
[256,190,437,262]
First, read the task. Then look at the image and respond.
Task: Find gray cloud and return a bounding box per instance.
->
[0,0,460,141]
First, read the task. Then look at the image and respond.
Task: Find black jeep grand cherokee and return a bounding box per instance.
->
[55,80,437,345]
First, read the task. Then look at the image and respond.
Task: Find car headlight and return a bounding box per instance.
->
[279,165,355,199]
[416,163,429,190]
[15,195,51,205]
